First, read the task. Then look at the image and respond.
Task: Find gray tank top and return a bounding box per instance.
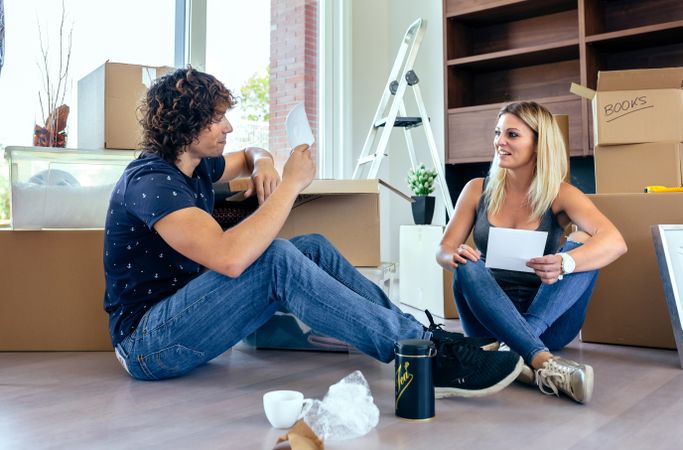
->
[473,179,565,302]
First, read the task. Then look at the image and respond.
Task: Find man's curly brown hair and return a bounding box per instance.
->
[138,66,236,162]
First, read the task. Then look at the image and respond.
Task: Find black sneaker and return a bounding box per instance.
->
[424,309,499,351]
[431,335,523,398]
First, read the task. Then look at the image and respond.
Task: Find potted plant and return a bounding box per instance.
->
[407,163,437,225]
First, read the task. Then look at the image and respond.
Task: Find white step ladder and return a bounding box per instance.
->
[352,18,454,218]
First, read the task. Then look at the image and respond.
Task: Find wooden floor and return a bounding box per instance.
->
[2,312,683,450]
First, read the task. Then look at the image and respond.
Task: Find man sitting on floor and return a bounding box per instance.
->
[103,66,523,397]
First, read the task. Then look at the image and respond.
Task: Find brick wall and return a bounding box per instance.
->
[269,0,318,172]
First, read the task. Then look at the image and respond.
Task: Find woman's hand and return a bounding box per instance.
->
[437,243,481,271]
[527,254,563,284]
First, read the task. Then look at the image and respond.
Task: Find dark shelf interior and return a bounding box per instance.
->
[448,59,580,108]
[585,0,683,35]
[445,156,596,207]
[593,41,683,72]
[586,21,683,51]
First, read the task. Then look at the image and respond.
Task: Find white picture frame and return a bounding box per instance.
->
[652,224,683,369]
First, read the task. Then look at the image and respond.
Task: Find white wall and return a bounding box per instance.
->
[348,0,445,263]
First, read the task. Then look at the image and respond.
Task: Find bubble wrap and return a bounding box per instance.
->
[302,370,379,441]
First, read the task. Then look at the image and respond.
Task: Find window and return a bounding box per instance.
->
[0,0,175,149]
[204,0,271,152]
[0,0,322,225]
[203,0,319,173]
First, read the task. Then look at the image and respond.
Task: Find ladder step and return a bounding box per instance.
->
[357,156,376,165]
[374,116,424,129]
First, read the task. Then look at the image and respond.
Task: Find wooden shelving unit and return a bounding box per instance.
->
[443,0,683,164]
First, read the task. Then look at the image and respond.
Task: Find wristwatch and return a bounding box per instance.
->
[557,252,576,280]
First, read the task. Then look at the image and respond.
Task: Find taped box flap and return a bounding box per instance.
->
[227,178,412,202]
[570,83,596,100]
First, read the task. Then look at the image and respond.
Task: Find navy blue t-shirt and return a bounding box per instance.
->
[103,153,225,346]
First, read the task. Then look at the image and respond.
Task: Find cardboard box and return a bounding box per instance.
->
[242,311,351,353]
[581,193,683,349]
[0,223,399,351]
[0,230,111,351]
[595,142,683,193]
[221,179,412,267]
[242,264,395,352]
[399,225,458,319]
[571,67,683,146]
[78,62,173,150]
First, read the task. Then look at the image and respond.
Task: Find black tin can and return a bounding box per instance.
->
[394,339,436,420]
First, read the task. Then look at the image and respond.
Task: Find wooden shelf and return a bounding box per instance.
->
[447,95,577,115]
[446,8,578,60]
[447,95,582,164]
[445,0,575,23]
[443,0,683,166]
[447,39,579,71]
[586,20,683,50]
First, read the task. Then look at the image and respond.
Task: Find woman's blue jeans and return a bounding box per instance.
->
[115,234,428,380]
[452,241,599,364]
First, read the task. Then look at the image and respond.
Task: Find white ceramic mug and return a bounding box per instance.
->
[262,390,311,429]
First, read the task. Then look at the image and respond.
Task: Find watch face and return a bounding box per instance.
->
[562,253,576,273]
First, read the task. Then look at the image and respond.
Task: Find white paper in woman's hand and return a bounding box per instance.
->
[485,227,548,272]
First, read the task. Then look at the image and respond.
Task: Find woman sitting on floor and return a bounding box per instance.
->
[436,101,627,403]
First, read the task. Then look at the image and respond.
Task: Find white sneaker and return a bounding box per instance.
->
[535,356,594,404]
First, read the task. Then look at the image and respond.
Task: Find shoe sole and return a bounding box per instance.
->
[434,356,524,399]
[515,364,535,385]
[495,342,534,385]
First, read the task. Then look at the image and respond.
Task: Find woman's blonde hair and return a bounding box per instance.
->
[483,101,568,221]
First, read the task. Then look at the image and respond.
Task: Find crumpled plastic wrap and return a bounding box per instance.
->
[301,370,379,441]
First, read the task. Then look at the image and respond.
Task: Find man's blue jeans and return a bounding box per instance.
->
[452,241,599,364]
[115,234,428,380]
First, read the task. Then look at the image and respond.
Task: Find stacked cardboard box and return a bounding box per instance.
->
[594,142,683,194]
[585,194,683,349]
[572,67,683,348]
[78,62,173,150]
[0,230,112,351]
[572,67,683,193]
